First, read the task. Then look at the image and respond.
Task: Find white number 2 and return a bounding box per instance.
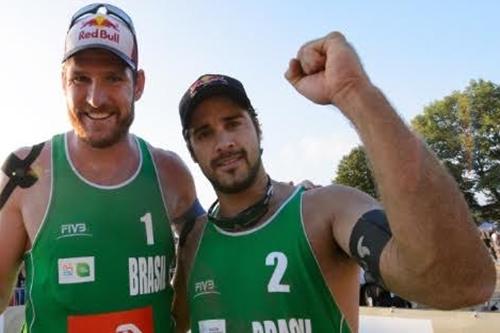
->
[266,252,290,293]
[140,212,154,245]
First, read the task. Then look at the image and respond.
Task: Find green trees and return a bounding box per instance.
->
[334,80,500,221]
[412,80,499,220]
[334,146,377,199]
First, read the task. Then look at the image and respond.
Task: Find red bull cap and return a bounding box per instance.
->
[179,74,254,133]
[63,4,138,70]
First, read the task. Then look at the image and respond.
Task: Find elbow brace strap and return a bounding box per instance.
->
[349,209,392,288]
[177,199,205,247]
[0,142,45,210]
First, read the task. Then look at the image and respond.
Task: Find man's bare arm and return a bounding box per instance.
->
[0,152,29,313]
[286,31,496,309]
[337,81,494,308]
[172,251,190,333]
[172,216,206,332]
[153,149,202,236]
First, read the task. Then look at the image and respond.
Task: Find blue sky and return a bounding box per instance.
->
[0,1,499,206]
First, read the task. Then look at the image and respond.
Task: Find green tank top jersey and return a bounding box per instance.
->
[23,133,175,333]
[188,187,351,333]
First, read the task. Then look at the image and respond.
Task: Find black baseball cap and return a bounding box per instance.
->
[179,74,254,133]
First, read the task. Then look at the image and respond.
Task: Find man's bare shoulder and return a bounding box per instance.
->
[149,146,194,190]
[4,142,50,164]
[149,146,190,175]
[0,141,51,245]
[300,185,345,235]
[303,183,378,209]
[148,146,197,221]
[0,142,51,197]
[303,184,380,250]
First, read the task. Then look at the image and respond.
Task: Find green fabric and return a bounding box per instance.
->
[23,133,175,333]
[188,187,351,333]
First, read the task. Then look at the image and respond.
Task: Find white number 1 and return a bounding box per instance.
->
[140,212,154,245]
[266,252,290,293]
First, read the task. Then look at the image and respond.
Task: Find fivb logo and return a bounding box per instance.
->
[194,279,220,298]
[58,223,92,239]
[58,257,95,284]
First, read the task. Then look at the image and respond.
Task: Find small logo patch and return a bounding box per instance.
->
[357,236,371,258]
[199,319,226,333]
[58,257,95,284]
[76,263,90,277]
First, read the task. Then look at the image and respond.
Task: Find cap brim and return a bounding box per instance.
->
[183,85,250,127]
[191,85,249,111]
[62,44,136,70]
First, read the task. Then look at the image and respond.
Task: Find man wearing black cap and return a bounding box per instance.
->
[173,32,496,333]
[0,3,202,332]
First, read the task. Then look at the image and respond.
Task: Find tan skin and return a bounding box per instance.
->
[0,49,198,313]
[174,32,496,333]
[174,98,374,332]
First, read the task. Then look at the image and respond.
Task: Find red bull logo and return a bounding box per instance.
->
[79,29,120,44]
[80,14,120,31]
[189,75,228,97]
[79,14,120,44]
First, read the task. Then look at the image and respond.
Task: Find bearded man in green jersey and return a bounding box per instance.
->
[173,32,496,333]
[0,3,203,332]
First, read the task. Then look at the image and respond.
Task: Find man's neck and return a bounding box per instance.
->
[66,131,140,185]
[216,170,269,218]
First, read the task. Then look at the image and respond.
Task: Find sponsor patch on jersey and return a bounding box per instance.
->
[198,319,226,333]
[58,256,95,284]
[68,306,153,333]
[57,223,93,239]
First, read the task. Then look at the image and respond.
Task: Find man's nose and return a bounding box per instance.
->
[86,81,108,108]
[215,131,235,153]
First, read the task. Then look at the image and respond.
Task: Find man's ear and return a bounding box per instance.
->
[133,69,145,101]
[61,65,67,92]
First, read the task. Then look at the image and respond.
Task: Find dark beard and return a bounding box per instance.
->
[70,105,134,148]
[207,154,262,194]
